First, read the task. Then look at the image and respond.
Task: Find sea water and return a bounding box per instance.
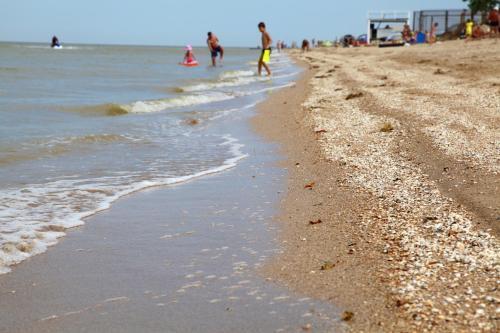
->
[0,42,298,273]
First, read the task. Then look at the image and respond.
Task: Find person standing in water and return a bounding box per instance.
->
[207,32,224,66]
[51,36,60,48]
[258,22,272,76]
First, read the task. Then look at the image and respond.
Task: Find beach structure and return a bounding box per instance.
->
[413,9,472,36]
[367,11,411,44]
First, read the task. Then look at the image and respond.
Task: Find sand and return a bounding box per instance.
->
[255,39,499,332]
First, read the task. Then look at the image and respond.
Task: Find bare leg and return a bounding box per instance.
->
[212,56,216,67]
[262,62,271,76]
[258,55,263,76]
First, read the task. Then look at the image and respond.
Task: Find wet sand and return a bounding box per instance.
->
[255,39,499,332]
[0,107,341,332]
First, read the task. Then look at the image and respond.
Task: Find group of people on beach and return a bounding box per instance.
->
[182,22,273,76]
[399,7,499,46]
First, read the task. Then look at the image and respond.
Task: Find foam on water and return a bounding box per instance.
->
[180,77,259,93]
[74,80,296,117]
[219,70,255,80]
[71,92,235,116]
[0,135,247,274]
[121,92,234,113]
[179,71,300,93]
[12,44,94,51]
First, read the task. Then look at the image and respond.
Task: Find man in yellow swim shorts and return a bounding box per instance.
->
[258,22,272,76]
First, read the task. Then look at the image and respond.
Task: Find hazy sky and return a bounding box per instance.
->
[1,0,465,46]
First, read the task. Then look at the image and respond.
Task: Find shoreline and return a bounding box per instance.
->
[0,71,341,332]
[253,39,499,332]
[253,60,401,331]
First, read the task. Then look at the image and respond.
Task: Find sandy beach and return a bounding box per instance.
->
[1,39,498,333]
[255,39,499,332]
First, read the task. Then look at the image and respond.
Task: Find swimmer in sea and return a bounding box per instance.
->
[207,32,224,66]
[257,22,272,76]
[51,36,60,48]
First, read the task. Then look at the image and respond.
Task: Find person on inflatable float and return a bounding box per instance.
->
[182,45,198,66]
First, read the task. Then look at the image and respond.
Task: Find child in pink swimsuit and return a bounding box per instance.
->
[183,45,197,65]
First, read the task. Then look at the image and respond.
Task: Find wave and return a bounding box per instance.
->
[219,70,255,80]
[44,133,132,145]
[70,92,234,116]
[0,67,21,73]
[69,104,131,116]
[177,71,300,93]
[13,44,92,51]
[246,82,296,95]
[0,134,138,167]
[112,81,293,116]
[0,135,247,274]
[178,77,258,92]
[190,101,262,122]
[122,92,234,113]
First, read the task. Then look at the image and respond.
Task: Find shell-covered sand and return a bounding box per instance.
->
[256,39,499,332]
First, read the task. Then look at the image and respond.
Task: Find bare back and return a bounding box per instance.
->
[261,31,272,49]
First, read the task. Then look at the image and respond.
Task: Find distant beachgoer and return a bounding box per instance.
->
[51,36,60,48]
[488,7,499,36]
[402,24,412,43]
[301,39,310,52]
[429,22,439,44]
[312,38,316,48]
[460,10,466,24]
[182,45,198,65]
[207,32,224,66]
[466,19,474,39]
[472,24,484,39]
[257,22,272,76]
[276,40,282,53]
[460,9,467,32]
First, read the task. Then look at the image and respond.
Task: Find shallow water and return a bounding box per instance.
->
[0,42,299,273]
[0,118,342,332]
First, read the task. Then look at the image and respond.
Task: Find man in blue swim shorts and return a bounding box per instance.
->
[207,32,224,67]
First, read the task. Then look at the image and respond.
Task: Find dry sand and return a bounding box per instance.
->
[254,39,499,332]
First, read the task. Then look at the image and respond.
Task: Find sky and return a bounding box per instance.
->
[1,0,466,46]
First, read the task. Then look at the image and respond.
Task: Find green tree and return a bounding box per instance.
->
[463,0,499,16]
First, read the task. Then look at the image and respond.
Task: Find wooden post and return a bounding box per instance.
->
[445,10,449,33]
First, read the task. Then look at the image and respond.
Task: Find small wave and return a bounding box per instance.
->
[219,70,255,80]
[0,67,21,73]
[13,44,91,51]
[177,71,299,94]
[68,104,129,116]
[0,135,247,274]
[122,93,233,113]
[241,82,296,96]
[0,134,134,167]
[0,145,69,167]
[69,92,234,116]
[46,134,130,145]
[179,77,258,92]
[180,102,261,123]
